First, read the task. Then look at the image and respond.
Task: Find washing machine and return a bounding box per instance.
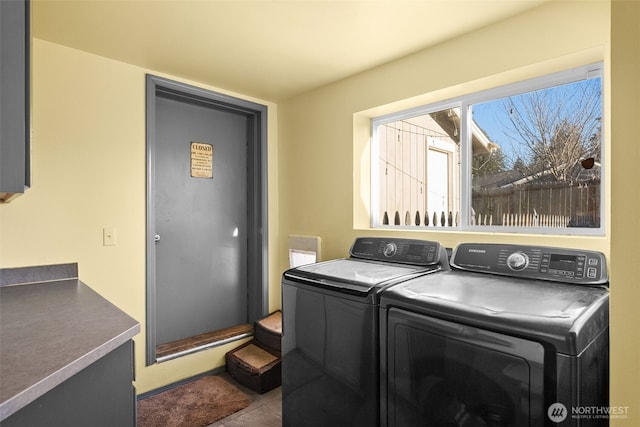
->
[282,237,450,427]
[380,243,609,427]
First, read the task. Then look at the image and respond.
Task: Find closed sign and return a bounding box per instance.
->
[190,142,213,178]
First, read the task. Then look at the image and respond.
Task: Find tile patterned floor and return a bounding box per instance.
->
[208,373,282,427]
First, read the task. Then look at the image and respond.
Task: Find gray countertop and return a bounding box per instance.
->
[0,264,140,421]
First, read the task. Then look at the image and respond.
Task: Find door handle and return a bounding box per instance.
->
[154,234,161,243]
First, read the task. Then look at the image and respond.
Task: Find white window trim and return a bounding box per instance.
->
[371,62,605,236]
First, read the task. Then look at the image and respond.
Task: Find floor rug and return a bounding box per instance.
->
[137,375,251,427]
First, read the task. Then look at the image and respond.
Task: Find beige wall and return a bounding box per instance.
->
[279,0,639,424]
[0,39,280,394]
[1,0,638,421]
[279,0,610,262]
[610,0,640,422]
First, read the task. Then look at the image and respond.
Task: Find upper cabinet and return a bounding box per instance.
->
[0,0,30,203]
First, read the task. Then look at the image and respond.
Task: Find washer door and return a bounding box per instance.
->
[384,308,545,426]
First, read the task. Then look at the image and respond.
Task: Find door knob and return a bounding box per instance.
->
[154,234,161,243]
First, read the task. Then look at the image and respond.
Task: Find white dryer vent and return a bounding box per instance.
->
[288,235,321,268]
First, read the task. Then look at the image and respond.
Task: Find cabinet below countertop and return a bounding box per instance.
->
[0,264,140,425]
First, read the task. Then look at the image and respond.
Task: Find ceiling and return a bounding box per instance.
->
[32,0,548,102]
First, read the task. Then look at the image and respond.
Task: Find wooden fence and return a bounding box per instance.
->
[381,179,600,229]
[381,209,595,228]
[381,210,456,227]
[473,179,600,228]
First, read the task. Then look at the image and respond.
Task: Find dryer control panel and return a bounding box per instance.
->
[451,243,608,285]
[350,237,446,266]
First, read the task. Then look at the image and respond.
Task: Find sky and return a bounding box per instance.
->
[470,77,602,168]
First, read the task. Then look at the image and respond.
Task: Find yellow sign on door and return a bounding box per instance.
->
[190,142,213,178]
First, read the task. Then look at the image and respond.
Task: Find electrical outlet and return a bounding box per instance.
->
[103,227,117,246]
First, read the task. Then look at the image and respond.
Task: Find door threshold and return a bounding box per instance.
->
[156,324,253,363]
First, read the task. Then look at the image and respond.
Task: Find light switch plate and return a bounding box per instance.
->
[103,227,117,246]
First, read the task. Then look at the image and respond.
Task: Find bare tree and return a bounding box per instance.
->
[502,79,601,182]
[472,147,505,176]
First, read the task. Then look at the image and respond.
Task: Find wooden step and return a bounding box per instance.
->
[254,310,282,353]
[156,323,253,359]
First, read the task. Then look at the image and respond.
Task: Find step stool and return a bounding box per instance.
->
[225,311,282,393]
[254,310,282,353]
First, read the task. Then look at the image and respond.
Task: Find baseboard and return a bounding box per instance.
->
[136,366,227,401]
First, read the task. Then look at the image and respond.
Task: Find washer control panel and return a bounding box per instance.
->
[451,243,608,285]
[350,237,445,266]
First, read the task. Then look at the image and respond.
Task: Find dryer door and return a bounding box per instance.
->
[384,308,545,426]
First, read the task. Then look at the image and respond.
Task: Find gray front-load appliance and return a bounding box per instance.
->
[380,243,609,427]
[282,237,449,427]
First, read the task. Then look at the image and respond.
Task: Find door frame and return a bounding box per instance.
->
[145,74,268,365]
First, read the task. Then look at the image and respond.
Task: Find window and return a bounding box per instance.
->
[374,107,461,227]
[372,63,604,234]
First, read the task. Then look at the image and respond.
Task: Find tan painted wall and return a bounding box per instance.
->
[2,1,638,421]
[609,0,640,423]
[0,38,280,394]
[279,0,610,262]
[279,0,639,424]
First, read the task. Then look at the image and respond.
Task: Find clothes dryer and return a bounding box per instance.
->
[282,237,449,427]
[380,243,609,427]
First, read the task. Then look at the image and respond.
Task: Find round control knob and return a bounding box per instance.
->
[506,252,529,271]
[383,242,398,258]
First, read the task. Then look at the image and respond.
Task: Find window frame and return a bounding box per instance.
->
[372,99,462,228]
[371,62,605,236]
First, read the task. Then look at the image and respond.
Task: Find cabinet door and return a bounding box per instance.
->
[0,0,30,202]
[1,341,136,427]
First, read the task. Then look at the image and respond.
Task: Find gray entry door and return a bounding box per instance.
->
[155,95,247,344]
[146,75,268,365]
